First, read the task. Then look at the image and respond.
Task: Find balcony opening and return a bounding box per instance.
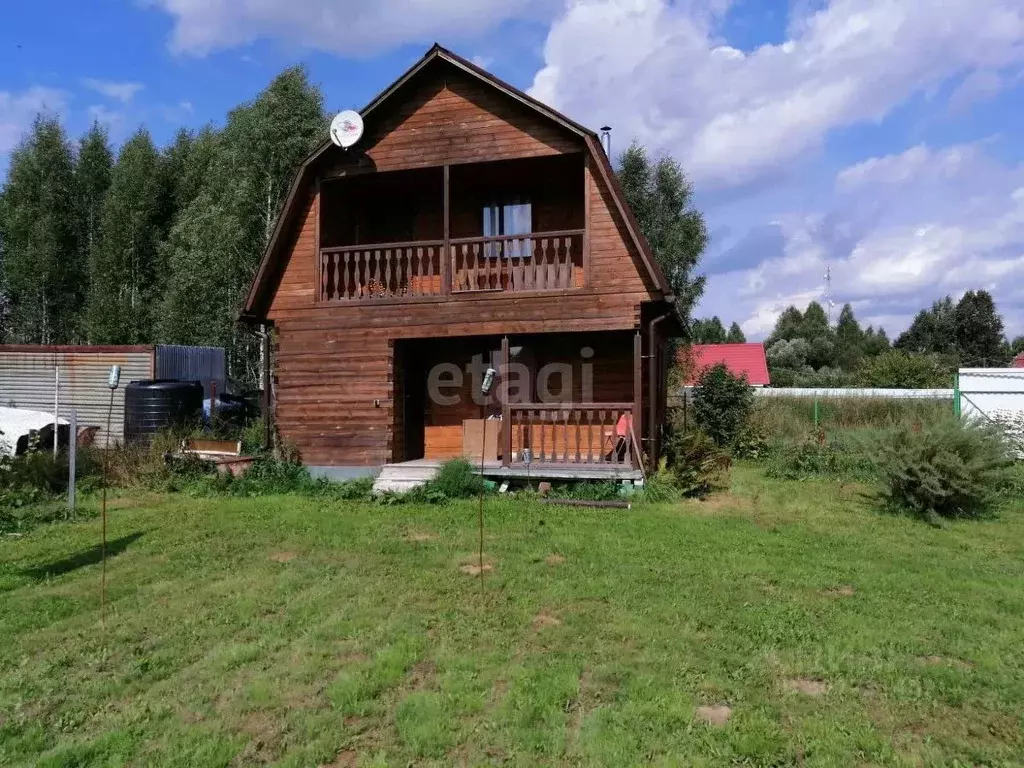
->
[318,153,585,301]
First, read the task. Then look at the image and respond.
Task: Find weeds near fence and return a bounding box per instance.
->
[749,395,953,441]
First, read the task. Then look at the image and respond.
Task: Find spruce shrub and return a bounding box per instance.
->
[662,428,730,498]
[691,363,754,448]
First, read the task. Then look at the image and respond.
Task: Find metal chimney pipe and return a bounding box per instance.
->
[600,126,612,157]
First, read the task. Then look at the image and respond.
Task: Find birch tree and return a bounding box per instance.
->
[0,116,81,342]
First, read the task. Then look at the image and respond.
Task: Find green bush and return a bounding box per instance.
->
[766,432,875,482]
[640,462,683,503]
[421,458,484,500]
[552,481,622,501]
[691,363,754,448]
[871,418,1016,521]
[857,350,952,388]
[662,428,729,498]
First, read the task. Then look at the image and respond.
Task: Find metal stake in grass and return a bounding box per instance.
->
[478,367,497,595]
[101,366,121,633]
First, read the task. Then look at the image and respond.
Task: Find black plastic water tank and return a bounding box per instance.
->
[124,380,204,444]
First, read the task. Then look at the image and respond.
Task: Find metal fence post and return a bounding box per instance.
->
[953,371,961,418]
[68,409,77,516]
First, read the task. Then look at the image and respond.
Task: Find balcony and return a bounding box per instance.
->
[317,155,585,302]
[319,230,584,301]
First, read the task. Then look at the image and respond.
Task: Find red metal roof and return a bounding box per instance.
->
[682,343,771,386]
[1012,352,1024,368]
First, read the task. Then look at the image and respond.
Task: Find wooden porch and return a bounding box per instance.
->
[394,332,647,472]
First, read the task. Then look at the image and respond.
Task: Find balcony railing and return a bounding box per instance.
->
[318,229,584,302]
[451,230,583,293]
[320,240,444,301]
[502,403,635,467]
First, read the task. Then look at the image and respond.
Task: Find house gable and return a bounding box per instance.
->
[244,44,671,321]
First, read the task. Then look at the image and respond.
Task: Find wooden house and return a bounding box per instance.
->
[242,45,679,480]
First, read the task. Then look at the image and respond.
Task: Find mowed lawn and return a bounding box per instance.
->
[2,467,1023,767]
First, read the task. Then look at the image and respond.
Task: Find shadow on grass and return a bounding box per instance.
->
[22,532,145,581]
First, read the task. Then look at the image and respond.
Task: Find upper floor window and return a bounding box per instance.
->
[483,198,532,258]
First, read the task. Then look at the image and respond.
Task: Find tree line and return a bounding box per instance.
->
[0,67,326,387]
[694,290,1024,388]
[0,87,714,391]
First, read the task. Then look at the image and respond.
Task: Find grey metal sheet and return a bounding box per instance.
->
[0,349,154,446]
[155,345,226,397]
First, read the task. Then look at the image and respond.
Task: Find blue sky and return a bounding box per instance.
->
[2,0,1023,339]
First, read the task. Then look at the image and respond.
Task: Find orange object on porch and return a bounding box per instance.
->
[604,413,633,461]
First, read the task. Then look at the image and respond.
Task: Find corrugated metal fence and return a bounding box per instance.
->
[0,346,154,447]
[957,368,1024,452]
[155,345,226,398]
[0,345,228,446]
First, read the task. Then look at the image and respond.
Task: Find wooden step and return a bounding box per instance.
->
[372,464,440,494]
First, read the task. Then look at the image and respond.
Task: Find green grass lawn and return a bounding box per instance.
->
[2,466,1023,767]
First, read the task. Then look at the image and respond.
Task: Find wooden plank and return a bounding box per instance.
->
[501,335,511,467]
[442,164,451,294]
[314,177,321,301]
[633,331,643,471]
[583,156,591,289]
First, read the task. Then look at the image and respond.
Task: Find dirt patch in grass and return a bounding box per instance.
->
[531,612,562,630]
[823,585,856,597]
[566,666,592,748]
[320,749,358,767]
[489,678,509,707]
[237,711,284,763]
[695,704,732,727]
[404,660,437,691]
[690,492,753,515]
[544,553,566,566]
[269,551,297,564]
[919,655,974,669]
[404,531,437,543]
[457,552,495,576]
[785,677,829,696]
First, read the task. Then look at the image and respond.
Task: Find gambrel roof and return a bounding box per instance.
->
[242,44,672,320]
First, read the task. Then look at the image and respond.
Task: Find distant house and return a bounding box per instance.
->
[1012,352,1024,368]
[681,343,771,387]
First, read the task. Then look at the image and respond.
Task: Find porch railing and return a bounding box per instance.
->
[502,403,635,467]
[318,229,585,301]
[320,240,444,301]
[451,230,584,293]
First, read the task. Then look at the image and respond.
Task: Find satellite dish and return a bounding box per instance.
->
[330,110,364,149]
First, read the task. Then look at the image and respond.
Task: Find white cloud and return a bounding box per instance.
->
[0,86,67,155]
[86,104,125,132]
[835,142,986,191]
[704,145,1024,337]
[948,70,1005,112]
[82,78,144,103]
[150,0,560,56]
[530,0,1024,187]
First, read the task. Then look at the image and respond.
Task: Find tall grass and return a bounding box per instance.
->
[749,395,953,441]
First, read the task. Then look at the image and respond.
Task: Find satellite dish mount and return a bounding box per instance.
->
[330,110,364,150]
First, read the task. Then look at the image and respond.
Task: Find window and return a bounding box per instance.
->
[483,198,532,258]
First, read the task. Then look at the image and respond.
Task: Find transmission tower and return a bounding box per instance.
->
[824,265,834,326]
